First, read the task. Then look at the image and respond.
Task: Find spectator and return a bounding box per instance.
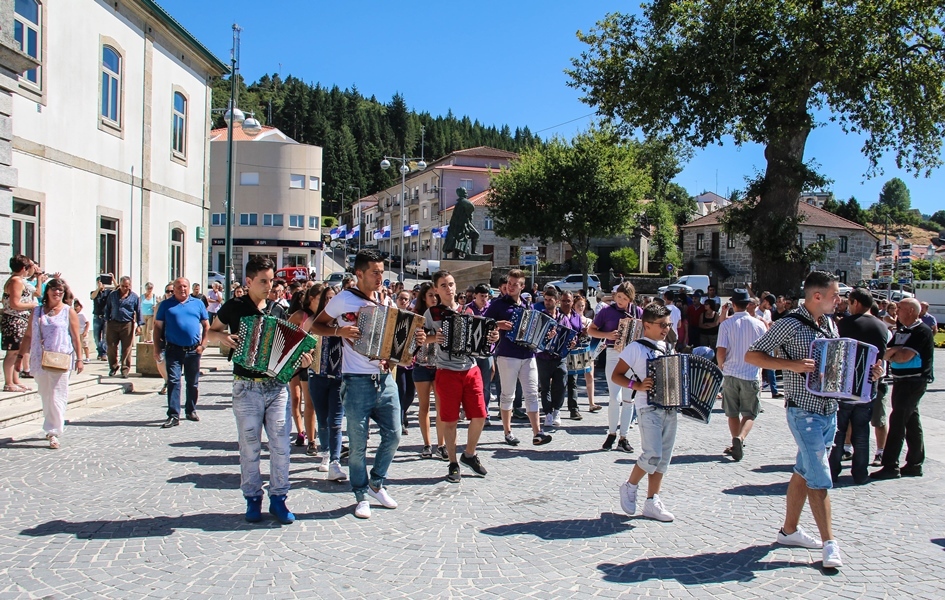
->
[104,276,143,378]
[3,255,39,392]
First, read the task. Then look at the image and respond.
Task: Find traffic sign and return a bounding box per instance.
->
[881,243,893,251]
[900,249,912,257]
[881,249,893,257]
[878,276,893,283]
[899,278,910,285]
[522,246,538,252]
[900,243,912,251]
[667,264,675,272]
[521,255,538,266]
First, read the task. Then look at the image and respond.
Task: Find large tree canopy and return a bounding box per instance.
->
[488,129,650,293]
[568,1,945,294]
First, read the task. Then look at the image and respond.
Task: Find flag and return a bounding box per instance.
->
[403,224,412,237]
[329,226,339,240]
[440,224,449,238]
[431,227,440,239]
[372,228,382,241]
[409,223,419,237]
[382,225,391,239]
[346,225,360,240]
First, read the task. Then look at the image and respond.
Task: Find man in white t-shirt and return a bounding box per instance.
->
[310,249,426,519]
[662,290,682,347]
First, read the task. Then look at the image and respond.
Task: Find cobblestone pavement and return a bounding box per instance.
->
[1,352,944,599]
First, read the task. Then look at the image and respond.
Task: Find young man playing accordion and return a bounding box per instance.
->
[610,304,678,522]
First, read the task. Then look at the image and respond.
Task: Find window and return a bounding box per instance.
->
[484,216,494,231]
[211,213,227,226]
[509,245,519,266]
[289,215,304,228]
[285,255,307,267]
[309,176,320,191]
[696,233,705,251]
[308,216,319,229]
[240,172,259,186]
[263,214,284,227]
[797,233,804,246]
[289,174,304,189]
[217,253,225,273]
[839,236,848,253]
[726,233,736,249]
[14,0,41,86]
[483,244,494,257]
[171,91,187,157]
[11,199,39,261]
[422,207,428,219]
[98,217,119,276]
[836,270,848,283]
[101,46,122,125]
[169,228,184,280]
[817,234,826,244]
[460,179,473,192]
[239,213,258,226]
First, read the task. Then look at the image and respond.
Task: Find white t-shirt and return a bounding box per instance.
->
[667,304,681,330]
[323,289,392,375]
[616,337,672,409]
[77,312,89,334]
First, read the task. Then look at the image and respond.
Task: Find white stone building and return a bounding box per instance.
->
[4,0,226,291]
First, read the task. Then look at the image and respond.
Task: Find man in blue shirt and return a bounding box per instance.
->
[154,278,209,428]
[105,276,143,377]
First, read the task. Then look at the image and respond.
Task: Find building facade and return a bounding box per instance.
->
[5,0,226,290]
[680,202,878,290]
[207,126,324,281]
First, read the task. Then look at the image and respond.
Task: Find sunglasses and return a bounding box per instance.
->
[645,321,673,329]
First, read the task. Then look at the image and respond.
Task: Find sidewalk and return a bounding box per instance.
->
[0,351,943,599]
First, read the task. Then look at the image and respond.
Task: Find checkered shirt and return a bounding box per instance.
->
[748,305,839,415]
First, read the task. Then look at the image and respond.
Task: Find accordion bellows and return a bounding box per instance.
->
[507,307,577,357]
[613,317,645,352]
[439,309,497,358]
[646,353,723,424]
[351,305,425,364]
[235,315,317,383]
[807,338,878,403]
[311,334,343,378]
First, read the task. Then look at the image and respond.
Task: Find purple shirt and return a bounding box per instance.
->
[466,301,490,317]
[484,295,534,359]
[593,303,641,347]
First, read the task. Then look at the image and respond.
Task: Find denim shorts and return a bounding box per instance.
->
[785,407,837,490]
[413,365,436,383]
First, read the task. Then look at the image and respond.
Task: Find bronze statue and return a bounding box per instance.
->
[443,187,480,259]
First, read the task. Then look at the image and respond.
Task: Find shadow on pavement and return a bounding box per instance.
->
[480,512,633,540]
[167,472,241,489]
[168,455,240,466]
[20,514,297,538]
[485,447,599,462]
[932,538,945,550]
[168,440,239,452]
[0,436,48,448]
[68,419,167,428]
[598,544,812,584]
[751,464,795,474]
[722,482,789,496]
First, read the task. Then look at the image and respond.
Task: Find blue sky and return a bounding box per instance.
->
[161,0,944,215]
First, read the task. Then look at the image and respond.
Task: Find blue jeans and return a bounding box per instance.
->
[829,402,872,484]
[341,373,401,501]
[636,405,678,474]
[165,345,201,418]
[764,369,779,395]
[232,379,291,498]
[93,316,106,356]
[785,407,837,490]
[308,374,344,461]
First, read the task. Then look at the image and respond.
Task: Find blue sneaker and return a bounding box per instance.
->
[244,495,263,523]
[268,494,295,524]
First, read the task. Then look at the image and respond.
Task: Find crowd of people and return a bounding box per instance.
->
[1,250,938,570]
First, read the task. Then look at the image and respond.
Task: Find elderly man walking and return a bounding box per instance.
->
[154,278,210,428]
[105,276,143,378]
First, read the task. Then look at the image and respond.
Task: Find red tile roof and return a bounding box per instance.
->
[442,190,491,212]
[450,146,519,159]
[209,126,296,143]
[681,201,873,234]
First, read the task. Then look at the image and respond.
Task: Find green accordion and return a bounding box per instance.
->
[234,315,317,383]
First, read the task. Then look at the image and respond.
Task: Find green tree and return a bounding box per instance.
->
[836,197,868,226]
[878,178,912,213]
[488,128,650,294]
[610,247,640,273]
[568,1,945,296]
[930,210,945,227]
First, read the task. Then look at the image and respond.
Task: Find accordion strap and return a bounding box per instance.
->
[345,287,382,306]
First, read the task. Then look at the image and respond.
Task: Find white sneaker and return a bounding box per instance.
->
[544,413,554,428]
[777,527,823,549]
[354,500,371,519]
[367,485,398,509]
[822,540,843,568]
[642,495,675,522]
[316,453,330,473]
[619,481,638,515]
[552,410,561,427]
[327,460,347,481]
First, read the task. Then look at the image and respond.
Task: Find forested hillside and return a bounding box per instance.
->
[211,74,542,204]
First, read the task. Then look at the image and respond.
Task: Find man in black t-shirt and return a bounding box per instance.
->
[209,256,313,524]
[829,288,888,484]
[871,298,935,480]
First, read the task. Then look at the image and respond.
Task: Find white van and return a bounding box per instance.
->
[658,275,712,296]
[419,259,440,278]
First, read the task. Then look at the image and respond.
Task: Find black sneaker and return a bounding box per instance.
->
[841,450,853,461]
[511,408,529,421]
[436,445,449,461]
[731,437,744,462]
[504,432,520,446]
[446,462,461,483]
[602,433,617,450]
[900,464,923,477]
[161,417,179,429]
[460,452,488,476]
[616,438,633,453]
[870,467,901,480]
[108,369,117,377]
[420,445,433,458]
[569,409,583,420]
[532,432,552,446]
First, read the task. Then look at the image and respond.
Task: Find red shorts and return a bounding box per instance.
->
[434,366,487,422]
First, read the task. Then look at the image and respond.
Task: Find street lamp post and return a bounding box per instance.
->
[349,185,361,252]
[380,131,426,282]
[220,24,261,301]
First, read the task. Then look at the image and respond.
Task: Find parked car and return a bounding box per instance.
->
[419,259,440,278]
[546,274,602,294]
[324,272,348,286]
[388,255,403,268]
[837,283,853,297]
[405,260,419,275]
[275,266,311,282]
[345,254,357,270]
[207,271,226,287]
[658,275,712,296]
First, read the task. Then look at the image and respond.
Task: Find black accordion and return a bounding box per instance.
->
[646,353,723,424]
[433,306,496,358]
[507,307,577,358]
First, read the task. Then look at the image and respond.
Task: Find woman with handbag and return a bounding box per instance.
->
[18,278,84,449]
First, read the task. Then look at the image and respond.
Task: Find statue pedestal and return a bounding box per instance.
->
[135,342,160,377]
[441,259,494,292]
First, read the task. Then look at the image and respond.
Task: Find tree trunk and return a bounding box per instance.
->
[752,126,812,297]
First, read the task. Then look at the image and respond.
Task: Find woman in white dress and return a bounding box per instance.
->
[18,278,84,449]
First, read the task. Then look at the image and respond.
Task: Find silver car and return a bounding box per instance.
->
[546,274,601,294]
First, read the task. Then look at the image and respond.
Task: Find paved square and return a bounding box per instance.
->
[1,353,943,599]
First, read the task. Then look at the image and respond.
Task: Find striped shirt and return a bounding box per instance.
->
[717,311,767,381]
[748,305,838,415]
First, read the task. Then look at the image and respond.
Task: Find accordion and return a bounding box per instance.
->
[507,307,576,357]
[646,353,723,424]
[235,315,317,384]
[414,341,439,368]
[437,308,497,358]
[351,305,425,364]
[806,338,879,403]
[613,317,645,353]
[310,334,343,378]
